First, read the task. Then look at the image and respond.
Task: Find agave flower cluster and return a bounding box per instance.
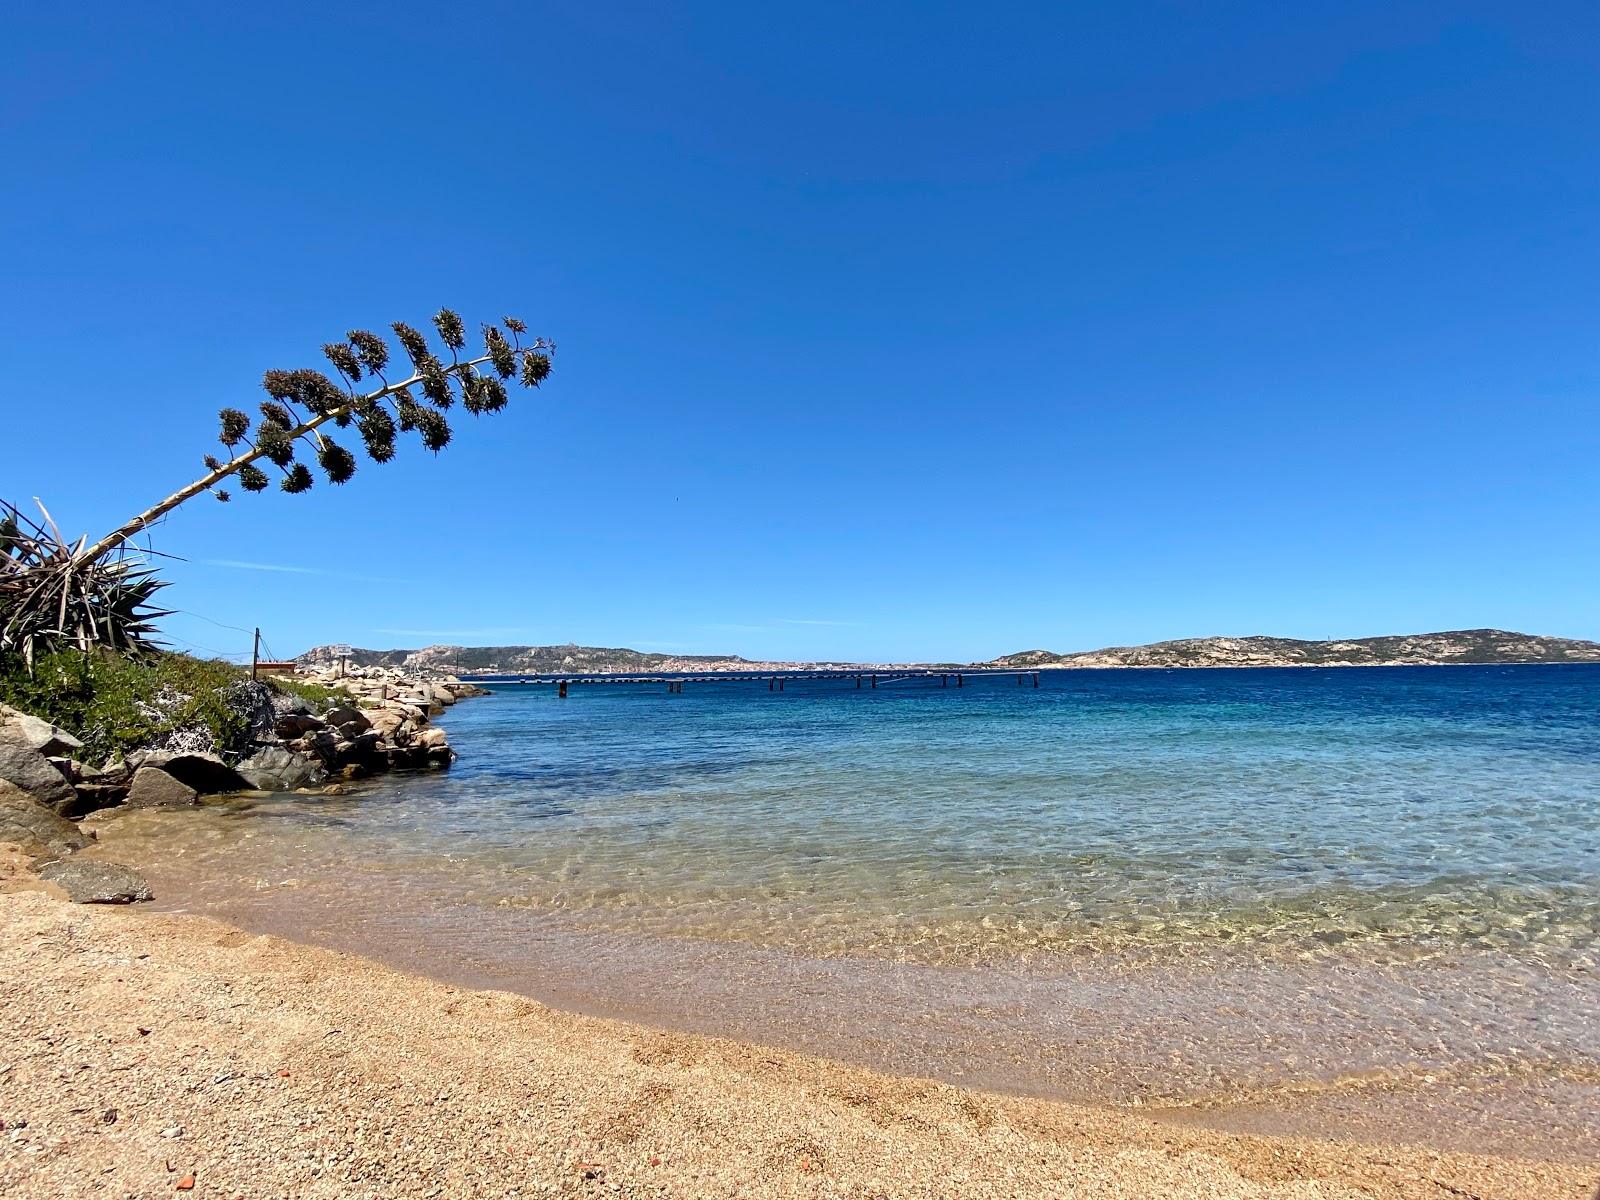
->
[205,310,553,501]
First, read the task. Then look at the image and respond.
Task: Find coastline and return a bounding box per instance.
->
[2,887,1591,1200]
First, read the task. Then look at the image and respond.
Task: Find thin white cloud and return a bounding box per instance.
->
[204,559,406,584]
[205,559,322,574]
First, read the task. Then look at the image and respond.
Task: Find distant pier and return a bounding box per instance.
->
[469,668,1043,696]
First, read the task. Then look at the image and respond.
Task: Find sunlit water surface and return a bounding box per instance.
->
[99,667,1600,1158]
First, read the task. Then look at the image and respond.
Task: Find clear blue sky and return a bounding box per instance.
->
[3,2,1596,663]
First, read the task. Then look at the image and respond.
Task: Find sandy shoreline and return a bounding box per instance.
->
[1,888,1593,1200]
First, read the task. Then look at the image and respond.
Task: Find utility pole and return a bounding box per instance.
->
[251,627,261,681]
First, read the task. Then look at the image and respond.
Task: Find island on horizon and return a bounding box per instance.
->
[297,627,1600,676]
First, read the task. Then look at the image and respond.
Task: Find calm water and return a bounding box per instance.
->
[100,666,1600,1157]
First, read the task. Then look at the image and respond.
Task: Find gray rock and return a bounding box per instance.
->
[237,746,325,791]
[0,739,77,813]
[273,713,325,739]
[126,766,199,808]
[124,751,249,794]
[0,704,85,757]
[322,706,371,734]
[61,783,129,820]
[38,859,152,904]
[0,782,92,858]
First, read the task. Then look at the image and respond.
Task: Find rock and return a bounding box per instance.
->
[126,766,199,808]
[61,782,130,819]
[0,782,92,858]
[125,750,250,794]
[369,711,406,738]
[37,859,153,904]
[322,706,371,734]
[417,727,450,749]
[0,739,78,813]
[237,746,325,791]
[0,704,85,757]
[273,713,325,739]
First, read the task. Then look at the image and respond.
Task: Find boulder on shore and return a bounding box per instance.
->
[125,750,250,794]
[0,704,85,758]
[237,746,325,792]
[0,737,78,813]
[0,782,92,859]
[126,766,199,808]
[38,859,153,904]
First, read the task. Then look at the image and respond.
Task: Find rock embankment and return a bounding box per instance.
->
[0,666,486,905]
[243,666,486,791]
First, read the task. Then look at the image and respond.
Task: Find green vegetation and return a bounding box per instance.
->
[0,649,256,763]
[270,676,353,711]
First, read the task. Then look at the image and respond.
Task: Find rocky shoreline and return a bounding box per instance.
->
[0,663,485,904]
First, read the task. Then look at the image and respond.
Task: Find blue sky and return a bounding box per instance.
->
[3,2,1596,663]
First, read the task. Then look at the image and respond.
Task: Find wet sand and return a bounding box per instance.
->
[87,804,1600,1165]
[2,886,1593,1200]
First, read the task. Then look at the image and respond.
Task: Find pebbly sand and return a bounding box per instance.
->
[1,884,1594,1200]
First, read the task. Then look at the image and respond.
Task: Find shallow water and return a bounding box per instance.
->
[99,666,1600,1158]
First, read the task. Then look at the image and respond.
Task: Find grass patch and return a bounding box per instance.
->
[270,676,354,710]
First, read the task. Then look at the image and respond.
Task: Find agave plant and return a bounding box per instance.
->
[0,501,170,672]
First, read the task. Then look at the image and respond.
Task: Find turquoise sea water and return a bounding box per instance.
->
[327,665,1600,962]
[102,665,1600,1156]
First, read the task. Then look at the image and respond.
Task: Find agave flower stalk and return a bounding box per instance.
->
[79,310,553,564]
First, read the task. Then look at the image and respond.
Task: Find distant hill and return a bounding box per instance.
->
[985,629,1600,669]
[296,643,868,675]
[300,629,1600,677]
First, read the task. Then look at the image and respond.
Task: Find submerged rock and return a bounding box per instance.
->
[38,859,153,904]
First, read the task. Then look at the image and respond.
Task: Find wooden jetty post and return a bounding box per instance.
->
[769,678,775,691]
[871,673,878,689]
[856,674,861,688]
[942,673,948,687]
[779,677,786,691]
[1033,672,1039,688]
[957,673,964,687]
[558,680,568,699]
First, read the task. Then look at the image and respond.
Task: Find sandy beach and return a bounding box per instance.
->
[1,880,1591,1200]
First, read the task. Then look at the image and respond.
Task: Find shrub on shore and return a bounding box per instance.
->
[0,649,259,763]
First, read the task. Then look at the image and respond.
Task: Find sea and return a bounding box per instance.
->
[98,665,1600,1159]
